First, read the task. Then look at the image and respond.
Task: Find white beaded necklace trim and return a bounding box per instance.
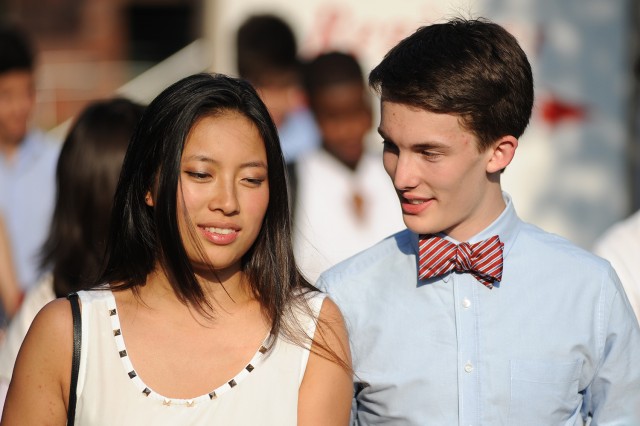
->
[107,297,273,407]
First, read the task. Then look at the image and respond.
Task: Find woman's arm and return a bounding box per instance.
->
[1,298,72,425]
[298,297,352,426]
[0,217,22,318]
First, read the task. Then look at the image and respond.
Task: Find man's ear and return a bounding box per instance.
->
[486,135,518,174]
[144,191,154,207]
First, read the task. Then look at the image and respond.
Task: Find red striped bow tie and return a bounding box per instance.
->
[418,235,504,289]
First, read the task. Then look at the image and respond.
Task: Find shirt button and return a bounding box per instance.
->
[462,298,471,308]
[464,362,474,373]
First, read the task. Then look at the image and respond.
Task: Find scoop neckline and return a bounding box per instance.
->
[105,291,274,407]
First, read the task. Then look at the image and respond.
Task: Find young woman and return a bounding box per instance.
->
[1,74,352,425]
[0,97,145,387]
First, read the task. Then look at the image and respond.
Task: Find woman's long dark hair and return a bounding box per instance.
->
[100,74,320,342]
[39,98,145,297]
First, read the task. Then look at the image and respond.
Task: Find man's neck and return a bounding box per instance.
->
[443,186,507,242]
[321,144,361,172]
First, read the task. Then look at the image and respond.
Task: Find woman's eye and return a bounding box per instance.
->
[244,177,265,186]
[185,171,210,180]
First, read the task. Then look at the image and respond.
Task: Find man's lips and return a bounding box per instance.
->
[400,196,433,215]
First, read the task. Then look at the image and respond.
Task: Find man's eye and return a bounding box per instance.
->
[421,151,442,160]
[382,140,398,153]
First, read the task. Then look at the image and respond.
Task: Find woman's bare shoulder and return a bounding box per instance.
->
[1,298,74,424]
[20,297,75,371]
[32,297,75,333]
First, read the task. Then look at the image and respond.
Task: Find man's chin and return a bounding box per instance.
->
[403,216,444,236]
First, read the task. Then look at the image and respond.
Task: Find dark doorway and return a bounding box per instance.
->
[126,3,197,62]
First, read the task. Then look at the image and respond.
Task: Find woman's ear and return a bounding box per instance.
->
[486,135,518,174]
[144,191,154,207]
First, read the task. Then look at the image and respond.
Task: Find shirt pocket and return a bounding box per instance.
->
[508,359,583,426]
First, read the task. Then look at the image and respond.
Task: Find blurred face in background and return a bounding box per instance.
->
[312,82,372,170]
[253,70,304,128]
[0,70,35,150]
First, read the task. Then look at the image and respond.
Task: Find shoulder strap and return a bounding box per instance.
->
[66,293,81,426]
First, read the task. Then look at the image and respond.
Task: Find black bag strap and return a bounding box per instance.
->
[66,293,81,426]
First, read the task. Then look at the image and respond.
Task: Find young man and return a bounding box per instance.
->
[318,18,640,425]
[0,23,60,294]
[293,52,403,282]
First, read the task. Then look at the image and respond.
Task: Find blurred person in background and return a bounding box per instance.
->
[593,209,640,323]
[0,22,60,298]
[0,215,21,321]
[1,73,351,425]
[293,51,404,282]
[235,13,319,168]
[0,98,145,406]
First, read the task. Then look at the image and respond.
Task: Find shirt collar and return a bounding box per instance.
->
[410,192,522,260]
[0,130,45,169]
[18,130,47,163]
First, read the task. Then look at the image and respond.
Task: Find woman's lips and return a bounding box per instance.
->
[199,225,239,245]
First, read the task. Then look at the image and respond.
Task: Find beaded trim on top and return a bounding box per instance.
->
[106,295,274,407]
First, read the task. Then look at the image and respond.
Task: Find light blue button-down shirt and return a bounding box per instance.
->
[318,194,640,425]
[0,130,60,290]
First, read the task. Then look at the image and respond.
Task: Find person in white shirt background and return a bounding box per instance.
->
[293,51,404,282]
[593,208,640,323]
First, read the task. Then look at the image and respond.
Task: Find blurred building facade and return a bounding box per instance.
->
[1,0,638,250]
[204,0,639,249]
[1,0,202,130]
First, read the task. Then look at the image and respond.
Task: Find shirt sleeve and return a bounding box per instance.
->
[586,268,640,424]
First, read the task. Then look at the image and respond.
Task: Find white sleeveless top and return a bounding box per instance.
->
[74,289,326,425]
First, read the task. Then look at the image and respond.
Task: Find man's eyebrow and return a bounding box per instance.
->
[377,128,448,150]
[411,142,449,150]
